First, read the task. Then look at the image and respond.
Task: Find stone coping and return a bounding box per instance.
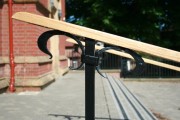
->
[0,72,55,90]
[0,78,9,90]
[15,72,55,87]
[0,66,69,92]
[0,56,68,64]
[0,56,52,64]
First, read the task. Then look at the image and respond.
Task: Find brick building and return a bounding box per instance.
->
[0,0,69,92]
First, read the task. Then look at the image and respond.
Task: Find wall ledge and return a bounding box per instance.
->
[15,72,55,87]
[60,67,69,76]
[0,72,56,93]
[0,78,8,90]
[59,55,68,61]
[0,56,52,64]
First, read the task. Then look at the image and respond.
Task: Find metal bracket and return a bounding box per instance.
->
[37,30,145,120]
[81,55,99,66]
[95,46,145,78]
[37,30,145,77]
[37,30,85,70]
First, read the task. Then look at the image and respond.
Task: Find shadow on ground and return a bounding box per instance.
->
[48,114,127,120]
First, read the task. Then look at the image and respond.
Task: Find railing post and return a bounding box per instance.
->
[84,39,96,120]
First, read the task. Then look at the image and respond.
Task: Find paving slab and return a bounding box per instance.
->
[1,72,179,120]
[124,81,180,120]
[0,72,119,120]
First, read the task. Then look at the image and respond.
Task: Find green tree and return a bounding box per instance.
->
[66,0,180,51]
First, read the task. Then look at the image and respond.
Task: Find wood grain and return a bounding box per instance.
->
[66,38,180,72]
[12,12,180,62]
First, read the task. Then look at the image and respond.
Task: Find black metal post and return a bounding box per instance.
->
[37,30,145,120]
[85,39,96,120]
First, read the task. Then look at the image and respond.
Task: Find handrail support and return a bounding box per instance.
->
[84,38,96,120]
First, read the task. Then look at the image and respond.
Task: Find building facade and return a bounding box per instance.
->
[0,0,68,92]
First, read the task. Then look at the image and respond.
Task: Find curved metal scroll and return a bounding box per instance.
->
[38,30,144,76]
[95,47,145,78]
[37,30,85,70]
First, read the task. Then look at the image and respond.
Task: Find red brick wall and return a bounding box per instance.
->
[15,62,51,77]
[39,0,49,9]
[0,1,69,82]
[1,4,9,56]
[0,2,52,78]
[59,36,66,55]
[0,64,5,78]
[0,4,6,78]
[13,3,51,77]
[12,4,49,57]
[59,60,68,69]
[59,36,68,68]
[0,3,49,57]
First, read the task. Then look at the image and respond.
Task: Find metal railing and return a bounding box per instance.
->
[99,53,180,78]
[67,49,180,78]
[12,12,180,120]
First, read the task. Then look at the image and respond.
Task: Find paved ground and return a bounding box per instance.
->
[0,72,120,120]
[0,72,179,120]
[124,81,180,120]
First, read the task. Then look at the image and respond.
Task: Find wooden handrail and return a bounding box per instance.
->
[66,38,180,72]
[12,12,180,62]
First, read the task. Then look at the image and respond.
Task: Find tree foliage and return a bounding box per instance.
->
[66,0,180,51]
